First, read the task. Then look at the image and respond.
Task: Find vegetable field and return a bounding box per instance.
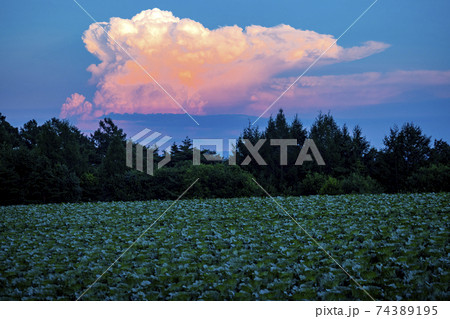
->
[0,193,449,300]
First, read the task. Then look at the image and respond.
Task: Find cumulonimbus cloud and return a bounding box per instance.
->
[61,8,450,119]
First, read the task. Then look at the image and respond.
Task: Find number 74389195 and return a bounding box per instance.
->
[376,306,438,316]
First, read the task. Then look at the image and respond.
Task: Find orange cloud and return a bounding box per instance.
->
[60,93,92,119]
[62,8,393,118]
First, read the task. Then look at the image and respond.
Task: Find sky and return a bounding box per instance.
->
[1,0,449,148]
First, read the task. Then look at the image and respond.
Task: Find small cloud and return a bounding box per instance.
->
[60,93,93,120]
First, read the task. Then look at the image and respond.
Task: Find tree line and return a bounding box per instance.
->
[0,110,448,205]
[236,110,449,195]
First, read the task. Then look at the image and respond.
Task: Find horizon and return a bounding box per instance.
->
[3,103,448,150]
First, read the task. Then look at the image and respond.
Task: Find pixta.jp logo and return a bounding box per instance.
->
[127,128,325,175]
[126,129,172,175]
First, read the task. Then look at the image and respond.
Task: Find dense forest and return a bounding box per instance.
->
[0,110,449,205]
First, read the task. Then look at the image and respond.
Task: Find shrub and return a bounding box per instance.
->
[300,173,327,195]
[341,173,383,194]
[183,164,262,198]
[80,172,100,201]
[319,176,342,195]
[406,164,450,192]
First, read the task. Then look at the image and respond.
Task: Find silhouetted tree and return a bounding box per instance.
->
[377,123,431,192]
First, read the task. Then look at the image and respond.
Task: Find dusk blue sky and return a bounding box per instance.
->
[1,0,449,148]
